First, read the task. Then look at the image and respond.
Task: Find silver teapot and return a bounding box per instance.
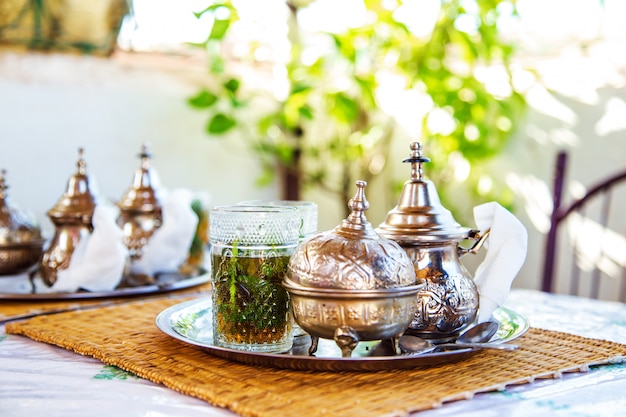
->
[116,144,162,263]
[376,142,490,342]
[39,148,97,286]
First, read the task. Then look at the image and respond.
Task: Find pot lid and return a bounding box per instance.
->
[117,144,161,213]
[376,142,470,242]
[47,148,97,224]
[285,180,418,290]
[0,169,43,244]
[117,143,162,214]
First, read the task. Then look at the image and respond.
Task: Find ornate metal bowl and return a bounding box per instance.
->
[0,169,45,276]
[284,283,419,357]
[0,241,44,275]
[284,181,423,357]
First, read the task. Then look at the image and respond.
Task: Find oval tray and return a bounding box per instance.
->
[156,298,529,372]
[0,268,210,300]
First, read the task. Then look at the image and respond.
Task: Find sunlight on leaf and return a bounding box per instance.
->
[207,113,236,134]
[188,90,218,108]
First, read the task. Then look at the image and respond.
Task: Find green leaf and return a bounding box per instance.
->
[188,90,218,108]
[299,105,314,120]
[255,166,276,187]
[230,96,248,108]
[329,93,359,123]
[224,78,240,93]
[207,113,236,134]
[209,57,225,74]
[192,6,213,19]
[257,113,281,134]
[354,76,377,109]
[291,83,312,95]
[210,18,231,40]
[194,3,231,19]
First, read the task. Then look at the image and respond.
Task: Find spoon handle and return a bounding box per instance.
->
[437,342,518,351]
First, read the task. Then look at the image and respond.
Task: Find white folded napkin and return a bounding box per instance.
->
[473,202,528,323]
[50,203,128,293]
[129,188,198,276]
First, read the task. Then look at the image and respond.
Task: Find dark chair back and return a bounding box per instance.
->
[541,151,626,301]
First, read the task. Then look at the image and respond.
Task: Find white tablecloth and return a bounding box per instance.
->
[2,289,626,417]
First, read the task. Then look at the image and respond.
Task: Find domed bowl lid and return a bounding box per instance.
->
[117,143,162,214]
[285,181,418,291]
[0,169,44,246]
[47,148,97,224]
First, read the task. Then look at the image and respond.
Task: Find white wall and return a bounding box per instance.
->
[2,50,626,298]
[486,63,626,295]
[0,51,278,239]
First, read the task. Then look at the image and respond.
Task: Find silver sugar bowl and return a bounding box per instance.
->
[376,142,489,342]
[284,181,423,358]
[0,169,45,276]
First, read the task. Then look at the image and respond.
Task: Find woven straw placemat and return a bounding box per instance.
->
[6,297,626,417]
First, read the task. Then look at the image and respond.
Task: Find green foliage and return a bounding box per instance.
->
[189,0,527,220]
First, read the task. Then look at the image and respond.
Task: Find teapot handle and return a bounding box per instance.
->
[458,228,491,257]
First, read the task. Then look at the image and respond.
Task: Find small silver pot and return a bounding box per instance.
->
[0,169,45,276]
[284,181,423,357]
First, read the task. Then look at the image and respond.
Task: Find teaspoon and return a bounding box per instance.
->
[398,334,518,355]
[457,320,500,344]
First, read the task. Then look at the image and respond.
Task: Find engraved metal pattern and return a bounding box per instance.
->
[411,273,479,336]
[287,287,419,342]
[0,242,43,275]
[287,233,418,290]
[402,244,480,341]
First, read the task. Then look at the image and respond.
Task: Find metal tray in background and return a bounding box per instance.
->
[156,298,529,372]
[0,268,210,301]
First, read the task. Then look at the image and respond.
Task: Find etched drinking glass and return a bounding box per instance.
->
[238,200,318,337]
[238,200,318,242]
[209,205,301,353]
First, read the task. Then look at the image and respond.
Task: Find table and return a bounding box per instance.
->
[2,288,626,417]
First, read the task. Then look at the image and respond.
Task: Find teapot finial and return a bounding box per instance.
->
[76,147,87,176]
[139,143,153,170]
[402,142,431,181]
[0,169,7,199]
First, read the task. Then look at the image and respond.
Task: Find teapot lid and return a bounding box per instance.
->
[117,143,162,214]
[0,169,43,244]
[285,180,417,290]
[376,142,470,242]
[47,148,97,224]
